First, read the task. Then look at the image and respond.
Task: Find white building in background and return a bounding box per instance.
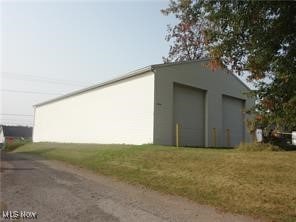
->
[33,60,254,147]
[0,126,4,145]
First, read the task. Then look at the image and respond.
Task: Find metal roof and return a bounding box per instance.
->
[1,125,33,138]
[34,65,153,107]
[34,59,251,107]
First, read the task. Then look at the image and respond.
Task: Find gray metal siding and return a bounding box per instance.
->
[153,61,254,147]
[173,84,205,147]
[222,95,245,147]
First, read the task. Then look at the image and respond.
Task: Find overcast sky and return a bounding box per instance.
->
[1,0,252,127]
[1,0,174,126]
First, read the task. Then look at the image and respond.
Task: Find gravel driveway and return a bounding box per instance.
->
[0,152,261,222]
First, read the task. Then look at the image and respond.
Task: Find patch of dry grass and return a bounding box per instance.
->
[15,143,296,222]
[236,142,282,151]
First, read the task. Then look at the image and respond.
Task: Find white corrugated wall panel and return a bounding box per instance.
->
[33,72,154,145]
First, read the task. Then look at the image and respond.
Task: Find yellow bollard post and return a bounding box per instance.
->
[226,129,231,147]
[212,128,216,147]
[176,123,179,147]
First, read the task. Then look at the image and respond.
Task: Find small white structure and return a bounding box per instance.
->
[256,129,263,142]
[292,131,296,146]
[33,60,254,147]
[0,126,5,145]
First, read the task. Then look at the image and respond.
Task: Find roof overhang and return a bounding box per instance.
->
[34,58,252,108]
[34,65,153,107]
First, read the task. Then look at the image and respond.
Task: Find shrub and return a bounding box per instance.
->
[236,142,282,152]
[4,140,30,152]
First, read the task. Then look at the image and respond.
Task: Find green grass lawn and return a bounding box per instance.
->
[14,143,296,222]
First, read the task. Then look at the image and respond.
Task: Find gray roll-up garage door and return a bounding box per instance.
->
[222,95,245,147]
[174,84,205,147]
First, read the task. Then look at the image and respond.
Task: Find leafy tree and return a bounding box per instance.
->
[162,0,296,132]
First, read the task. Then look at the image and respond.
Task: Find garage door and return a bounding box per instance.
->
[174,84,205,147]
[222,95,245,147]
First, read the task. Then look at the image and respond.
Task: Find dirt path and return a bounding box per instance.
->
[0,152,261,222]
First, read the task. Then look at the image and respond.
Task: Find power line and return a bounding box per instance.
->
[0,118,33,120]
[0,113,33,117]
[0,117,33,120]
[1,89,62,96]
[1,71,91,87]
[0,123,33,126]
[1,71,90,84]
[0,118,33,123]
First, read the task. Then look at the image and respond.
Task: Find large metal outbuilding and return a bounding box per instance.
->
[33,60,254,147]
